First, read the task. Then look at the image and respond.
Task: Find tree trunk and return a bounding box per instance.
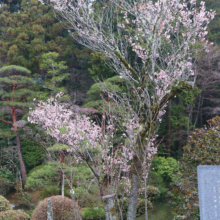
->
[16,135,27,184]
[12,107,27,184]
[166,101,171,157]
[127,123,148,220]
[127,173,140,220]
[102,194,118,220]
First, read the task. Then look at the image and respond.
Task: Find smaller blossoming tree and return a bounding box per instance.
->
[28,93,144,219]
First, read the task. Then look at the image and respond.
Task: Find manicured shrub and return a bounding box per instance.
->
[25,162,59,191]
[0,210,30,220]
[31,195,81,220]
[83,208,105,220]
[136,199,153,217]
[0,195,11,212]
[146,185,161,201]
[139,185,161,201]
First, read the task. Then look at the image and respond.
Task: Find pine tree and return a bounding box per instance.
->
[0,65,35,184]
[39,52,69,97]
[0,0,74,72]
[0,0,95,103]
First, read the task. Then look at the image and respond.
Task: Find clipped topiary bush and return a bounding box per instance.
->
[136,199,153,217]
[31,195,81,220]
[0,195,11,212]
[0,210,30,220]
[146,185,161,201]
[139,185,161,201]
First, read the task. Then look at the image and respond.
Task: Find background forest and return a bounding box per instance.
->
[0,0,219,219]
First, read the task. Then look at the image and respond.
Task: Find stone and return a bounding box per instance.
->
[197,165,220,220]
[47,199,53,220]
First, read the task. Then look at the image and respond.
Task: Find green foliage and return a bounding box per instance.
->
[147,185,161,201]
[83,75,126,111]
[172,116,220,219]
[0,170,14,182]
[83,208,106,220]
[25,162,59,191]
[139,185,161,200]
[0,65,31,76]
[25,162,98,205]
[70,165,99,207]
[88,52,116,80]
[0,65,35,139]
[20,138,45,173]
[0,0,69,72]
[40,185,60,198]
[0,210,30,220]
[0,195,11,212]
[0,0,95,105]
[136,199,153,217]
[39,52,70,96]
[157,85,201,158]
[151,157,180,186]
[148,170,167,198]
[170,87,201,130]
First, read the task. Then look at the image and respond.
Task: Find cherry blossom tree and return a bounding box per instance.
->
[28,94,138,219]
[36,0,215,219]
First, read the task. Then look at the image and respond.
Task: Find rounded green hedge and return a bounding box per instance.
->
[0,195,11,212]
[0,210,30,220]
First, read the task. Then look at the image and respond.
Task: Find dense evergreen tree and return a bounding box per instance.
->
[0,65,35,183]
[0,0,67,72]
[39,52,70,97]
[0,0,94,104]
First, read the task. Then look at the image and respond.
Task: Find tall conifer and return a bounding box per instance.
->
[0,65,35,183]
